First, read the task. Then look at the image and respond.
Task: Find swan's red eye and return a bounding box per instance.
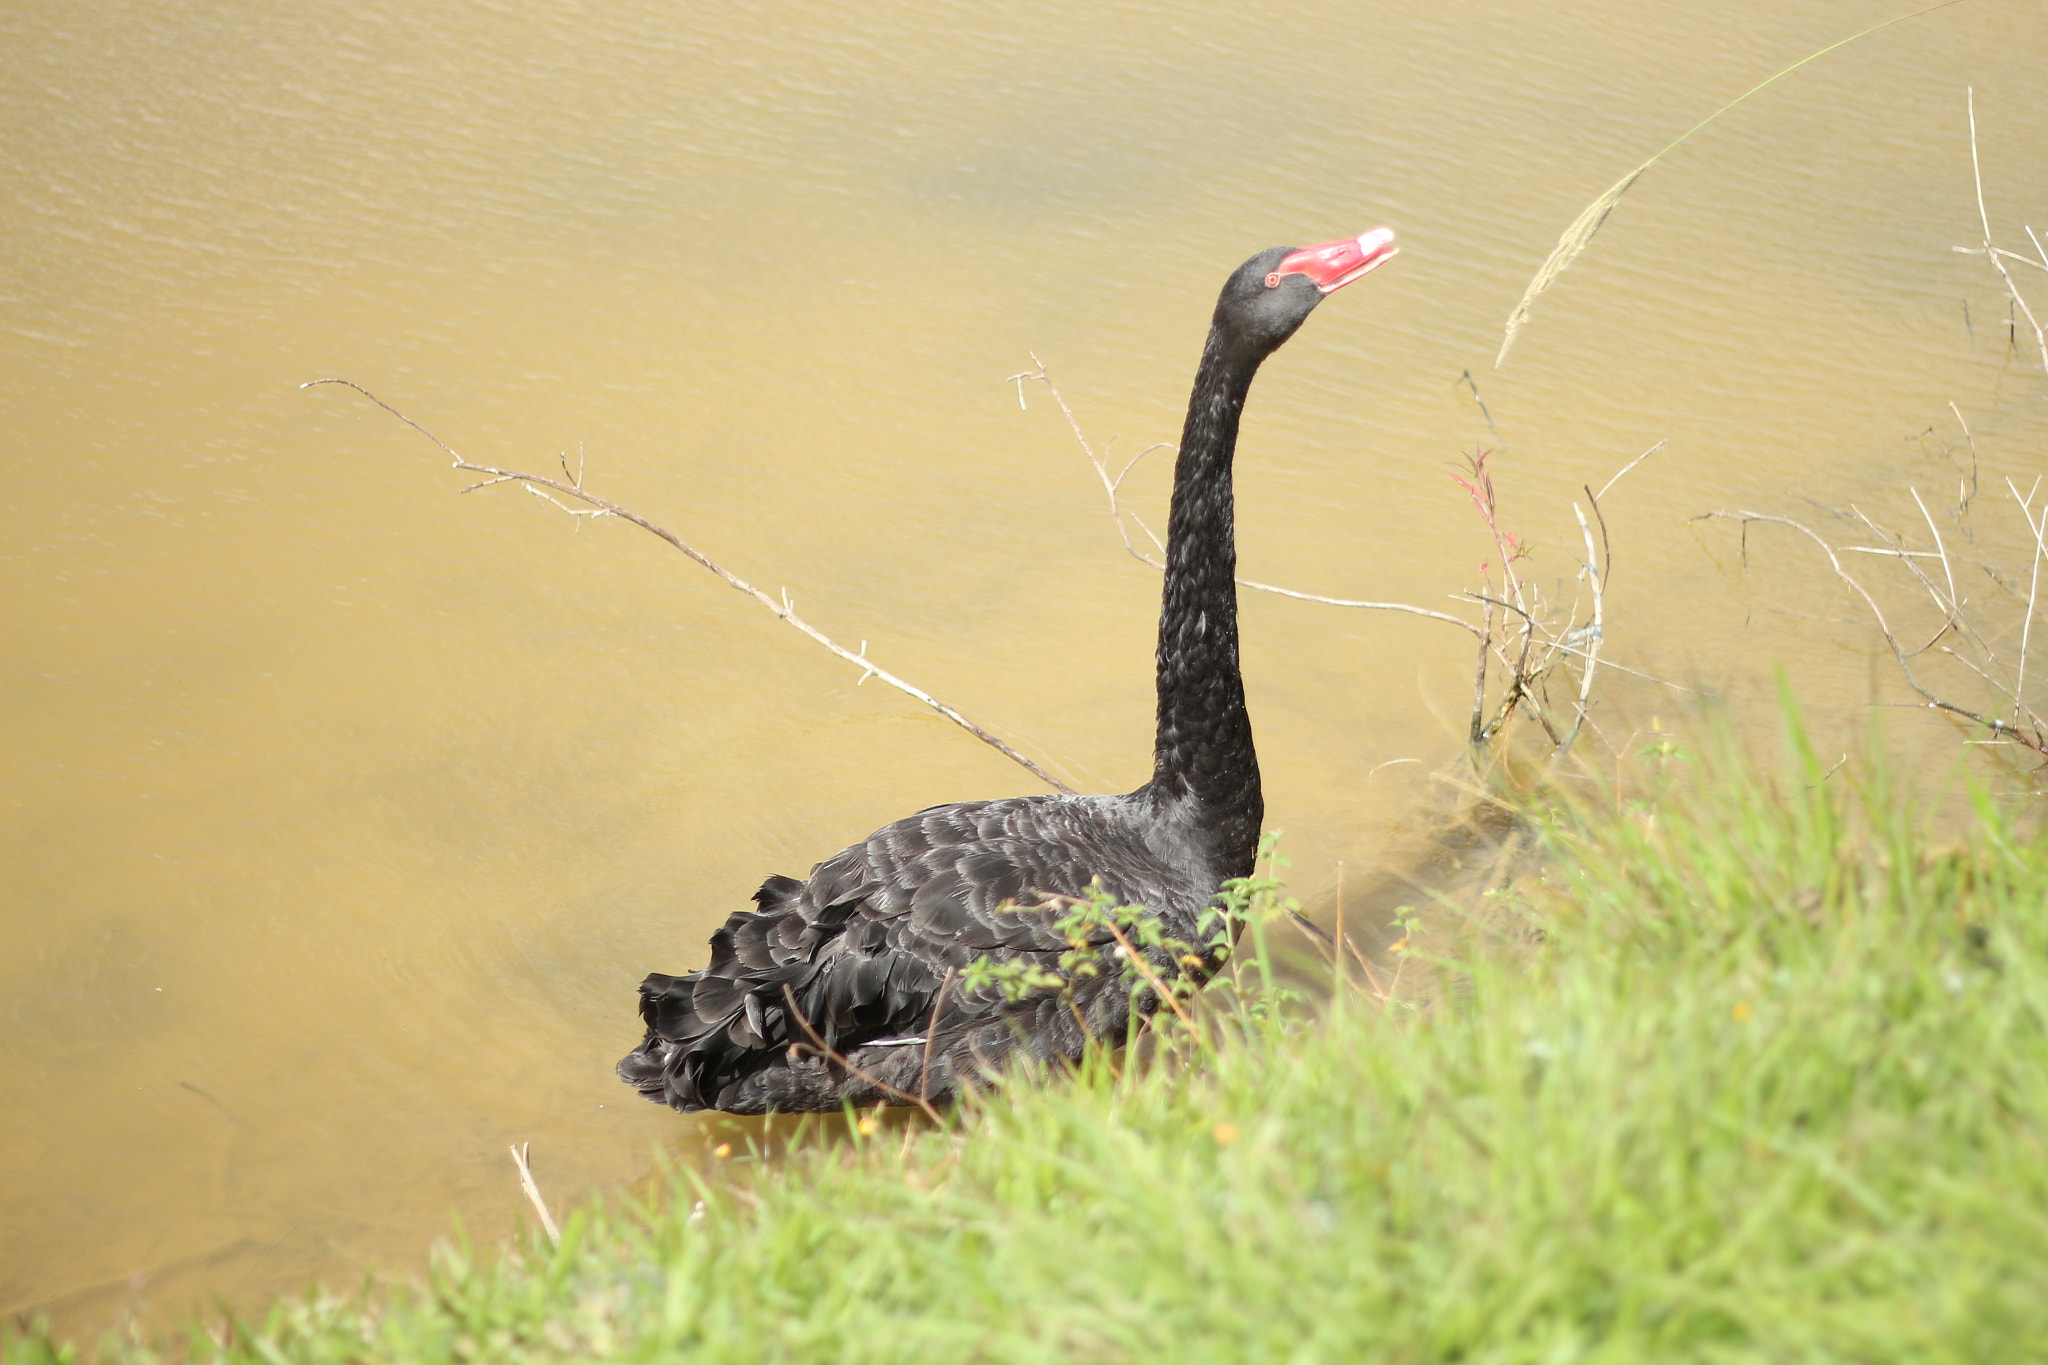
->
[1264,272,1282,288]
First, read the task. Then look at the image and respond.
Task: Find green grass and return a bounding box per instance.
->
[14,722,2048,1363]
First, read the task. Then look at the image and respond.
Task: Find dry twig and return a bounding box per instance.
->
[1698,505,2048,755]
[1956,89,2048,377]
[780,984,946,1123]
[919,967,956,1111]
[1551,500,1606,766]
[1006,359,1483,638]
[304,379,1075,795]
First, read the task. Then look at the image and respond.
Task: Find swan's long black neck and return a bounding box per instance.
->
[1145,328,1267,875]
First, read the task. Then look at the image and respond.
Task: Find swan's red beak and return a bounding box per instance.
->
[1270,227,1399,294]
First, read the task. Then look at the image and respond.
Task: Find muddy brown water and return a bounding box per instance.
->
[5,0,2046,1340]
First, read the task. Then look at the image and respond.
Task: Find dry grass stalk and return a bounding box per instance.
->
[508,1143,561,1245]
[1496,0,1970,367]
[303,378,1075,796]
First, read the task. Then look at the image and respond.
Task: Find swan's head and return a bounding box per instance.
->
[1216,227,1398,356]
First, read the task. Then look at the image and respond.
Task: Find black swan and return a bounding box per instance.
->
[618,227,1399,1113]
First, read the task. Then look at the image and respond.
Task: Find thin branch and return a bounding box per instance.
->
[1839,545,1944,559]
[919,967,956,1111]
[1949,401,1979,516]
[1010,360,1486,640]
[1456,369,1502,444]
[1461,592,1691,692]
[1550,501,1605,767]
[1698,509,2048,753]
[2005,476,2048,709]
[1940,642,2019,697]
[1965,89,2048,375]
[1237,577,1484,637]
[1469,592,1494,747]
[1288,909,1336,952]
[1008,355,1166,571]
[305,378,1075,796]
[1098,918,1197,1032]
[1348,938,1391,1001]
[1851,504,1954,628]
[1586,480,1614,603]
[1594,439,1667,502]
[1017,361,1686,761]
[1973,244,2048,273]
[780,985,944,1122]
[1841,510,2008,735]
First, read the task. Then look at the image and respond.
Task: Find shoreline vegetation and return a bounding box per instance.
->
[14,712,2047,1362]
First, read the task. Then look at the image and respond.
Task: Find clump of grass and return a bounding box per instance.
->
[13,715,2047,1363]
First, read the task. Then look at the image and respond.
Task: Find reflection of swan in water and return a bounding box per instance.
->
[618,230,1400,1114]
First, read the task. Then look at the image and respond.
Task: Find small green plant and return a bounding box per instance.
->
[956,955,1064,1003]
[959,832,1305,1035]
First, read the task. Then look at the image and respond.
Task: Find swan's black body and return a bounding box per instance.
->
[618,234,1395,1113]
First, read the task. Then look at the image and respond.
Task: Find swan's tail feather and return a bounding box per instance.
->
[617,971,707,1108]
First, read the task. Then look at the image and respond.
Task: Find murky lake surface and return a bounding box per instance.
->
[5,0,2046,1338]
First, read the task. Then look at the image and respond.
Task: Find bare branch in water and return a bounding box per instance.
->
[1007,353,1171,571]
[1697,507,2048,757]
[1596,439,1667,503]
[303,378,1076,796]
[1957,89,2048,377]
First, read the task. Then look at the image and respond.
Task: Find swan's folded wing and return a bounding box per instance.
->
[621,792,1174,1108]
